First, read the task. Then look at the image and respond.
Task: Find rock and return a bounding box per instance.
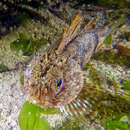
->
[115,42,130,56]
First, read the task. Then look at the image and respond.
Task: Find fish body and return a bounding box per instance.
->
[24,12,99,109]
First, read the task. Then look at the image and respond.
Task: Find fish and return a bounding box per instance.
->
[24,12,119,121]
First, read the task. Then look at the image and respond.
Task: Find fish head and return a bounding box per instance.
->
[24,54,84,108]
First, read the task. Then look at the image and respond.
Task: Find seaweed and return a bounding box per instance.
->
[96,0,129,8]
[104,114,130,130]
[121,79,130,91]
[20,75,24,85]
[92,50,130,67]
[119,32,130,41]
[18,12,32,26]
[0,109,2,118]
[0,64,8,72]
[10,33,35,56]
[18,101,53,130]
[58,117,85,130]
[103,33,112,44]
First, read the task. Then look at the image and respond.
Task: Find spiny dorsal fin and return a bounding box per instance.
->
[56,11,83,54]
[79,16,96,35]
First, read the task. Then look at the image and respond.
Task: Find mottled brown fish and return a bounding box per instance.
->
[24,12,111,118]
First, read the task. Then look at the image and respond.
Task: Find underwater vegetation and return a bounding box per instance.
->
[18,101,54,130]
[104,114,130,130]
[10,33,35,56]
[121,79,130,91]
[93,50,130,67]
[96,0,130,8]
[20,75,24,85]
[10,32,47,56]
[0,64,8,72]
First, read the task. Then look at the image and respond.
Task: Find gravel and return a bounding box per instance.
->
[0,70,25,130]
[0,69,70,130]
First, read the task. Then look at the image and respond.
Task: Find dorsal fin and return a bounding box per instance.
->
[80,16,96,33]
[56,11,83,54]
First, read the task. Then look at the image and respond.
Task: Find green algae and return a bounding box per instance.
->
[10,33,35,56]
[97,0,129,8]
[10,32,47,56]
[93,50,130,67]
[104,12,128,36]
[110,15,127,32]
[121,79,130,101]
[97,95,130,125]
[83,63,91,70]
[80,82,130,125]
[122,91,130,102]
[103,33,112,44]
[19,12,32,26]
[20,75,24,85]
[86,65,120,91]
[88,67,105,87]
[58,117,84,130]
[19,101,51,130]
[0,109,2,118]
[120,32,130,41]
[82,64,130,125]
[104,114,130,130]
[34,37,48,49]
[0,64,8,71]
[40,2,48,9]
[121,80,130,91]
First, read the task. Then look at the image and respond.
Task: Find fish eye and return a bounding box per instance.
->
[57,79,62,87]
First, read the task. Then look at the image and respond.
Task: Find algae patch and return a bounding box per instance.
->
[97,0,129,8]
[104,114,130,130]
[121,79,130,91]
[120,32,130,41]
[20,75,24,85]
[0,64,8,72]
[18,12,32,26]
[103,33,112,45]
[10,33,35,56]
[93,50,130,67]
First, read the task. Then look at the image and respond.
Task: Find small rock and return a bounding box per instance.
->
[115,42,130,56]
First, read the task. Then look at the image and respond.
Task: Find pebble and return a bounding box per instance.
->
[0,70,25,130]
